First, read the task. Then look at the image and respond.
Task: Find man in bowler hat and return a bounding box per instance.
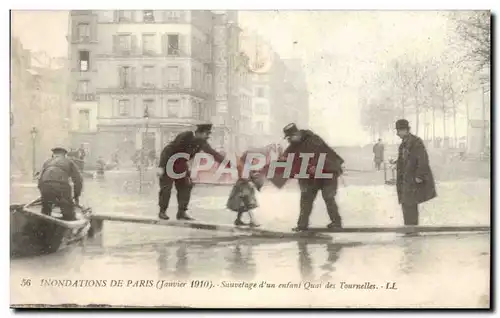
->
[157,123,226,221]
[37,147,83,221]
[278,123,345,231]
[394,119,437,226]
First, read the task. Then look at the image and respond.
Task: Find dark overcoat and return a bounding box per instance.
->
[396,134,437,205]
[158,131,225,176]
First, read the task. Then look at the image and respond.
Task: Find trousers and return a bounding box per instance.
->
[38,182,76,221]
[297,178,341,228]
[158,175,193,216]
[401,203,419,225]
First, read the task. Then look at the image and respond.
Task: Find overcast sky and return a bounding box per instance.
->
[11,11,452,146]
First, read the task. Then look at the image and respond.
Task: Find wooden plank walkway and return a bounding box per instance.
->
[90,214,331,239]
[91,214,490,238]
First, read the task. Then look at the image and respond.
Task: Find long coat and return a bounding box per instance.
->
[396,134,437,205]
[158,131,225,176]
[373,143,384,163]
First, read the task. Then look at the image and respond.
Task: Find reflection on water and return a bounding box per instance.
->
[10,176,491,307]
[225,242,256,280]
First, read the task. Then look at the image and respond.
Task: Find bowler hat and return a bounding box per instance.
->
[283,123,299,138]
[395,119,410,130]
[51,147,68,154]
[196,123,213,133]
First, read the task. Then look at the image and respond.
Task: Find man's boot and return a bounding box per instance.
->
[158,208,169,220]
[176,210,194,221]
[327,218,342,229]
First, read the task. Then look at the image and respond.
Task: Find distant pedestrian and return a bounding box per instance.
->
[394,119,437,226]
[373,139,385,171]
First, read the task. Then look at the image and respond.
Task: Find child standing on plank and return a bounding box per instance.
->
[226,149,266,227]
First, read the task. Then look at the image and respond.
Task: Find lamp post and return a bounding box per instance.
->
[30,127,38,179]
[139,107,150,193]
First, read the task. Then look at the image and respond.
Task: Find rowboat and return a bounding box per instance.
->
[10,198,93,258]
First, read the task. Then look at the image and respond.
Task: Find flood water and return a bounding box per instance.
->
[10,170,491,308]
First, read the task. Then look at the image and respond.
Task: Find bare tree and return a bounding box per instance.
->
[450,11,490,80]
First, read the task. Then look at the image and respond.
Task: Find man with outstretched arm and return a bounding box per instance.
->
[157,124,226,221]
[274,123,345,232]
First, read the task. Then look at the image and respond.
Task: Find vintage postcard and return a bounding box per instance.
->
[10,10,491,308]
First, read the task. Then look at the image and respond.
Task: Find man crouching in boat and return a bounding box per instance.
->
[37,147,83,221]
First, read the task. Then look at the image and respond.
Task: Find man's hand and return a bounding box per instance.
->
[307,165,316,175]
[156,167,165,177]
[415,177,423,184]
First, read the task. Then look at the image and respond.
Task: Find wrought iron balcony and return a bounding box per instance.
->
[73,93,97,102]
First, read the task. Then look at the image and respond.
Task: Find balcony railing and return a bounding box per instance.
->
[97,116,203,126]
[73,93,97,102]
[96,86,211,99]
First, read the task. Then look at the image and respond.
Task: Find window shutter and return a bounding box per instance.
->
[118,66,124,88]
[71,22,78,42]
[112,35,118,53]
[91,15,98,42]
[153,10,162,22]
[131,35,138,54]
[112,97,117,116]
[131,67,137,87]
[179,34,186,56]
[161,67,166,87]
[136,10,143,23]
[161,33,167,55]
[179,66,184,88]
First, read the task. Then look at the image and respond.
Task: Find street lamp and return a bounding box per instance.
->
[139,107,150,193]
[30,127,38,179]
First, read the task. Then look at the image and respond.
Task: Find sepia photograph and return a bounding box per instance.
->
[9,8,491,308]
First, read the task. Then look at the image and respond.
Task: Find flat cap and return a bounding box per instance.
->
[395,119,410,130]
[196,123,213,133]
[51,147,68,154]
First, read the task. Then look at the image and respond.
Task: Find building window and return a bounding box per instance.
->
[78,109,90,131]
[255,87,265,98]
[118,100,130,116]
[167,99,180,118]
[255,121,264,132]
[118,10,133,22]
[255,103,267,115]
[119,66,133,88]
[166,66,180,87]
[165,11,181,21]
[118,34,131,53]
[77,23,90,42]
[142,66,155,87]
[143,10,154,22]
[143,99,154,117]
[79,51,90,72]
[77,80,89,94]
[167,34,179,55]
[142,34,155,55]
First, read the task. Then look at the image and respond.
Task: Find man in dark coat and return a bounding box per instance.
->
[278,123,345,231]
[38,147,83,221]
[157,124,226,221]
[373,138,384,171]
[395,119,437,225]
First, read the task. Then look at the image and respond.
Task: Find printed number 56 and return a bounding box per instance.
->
[20,279,31,287]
